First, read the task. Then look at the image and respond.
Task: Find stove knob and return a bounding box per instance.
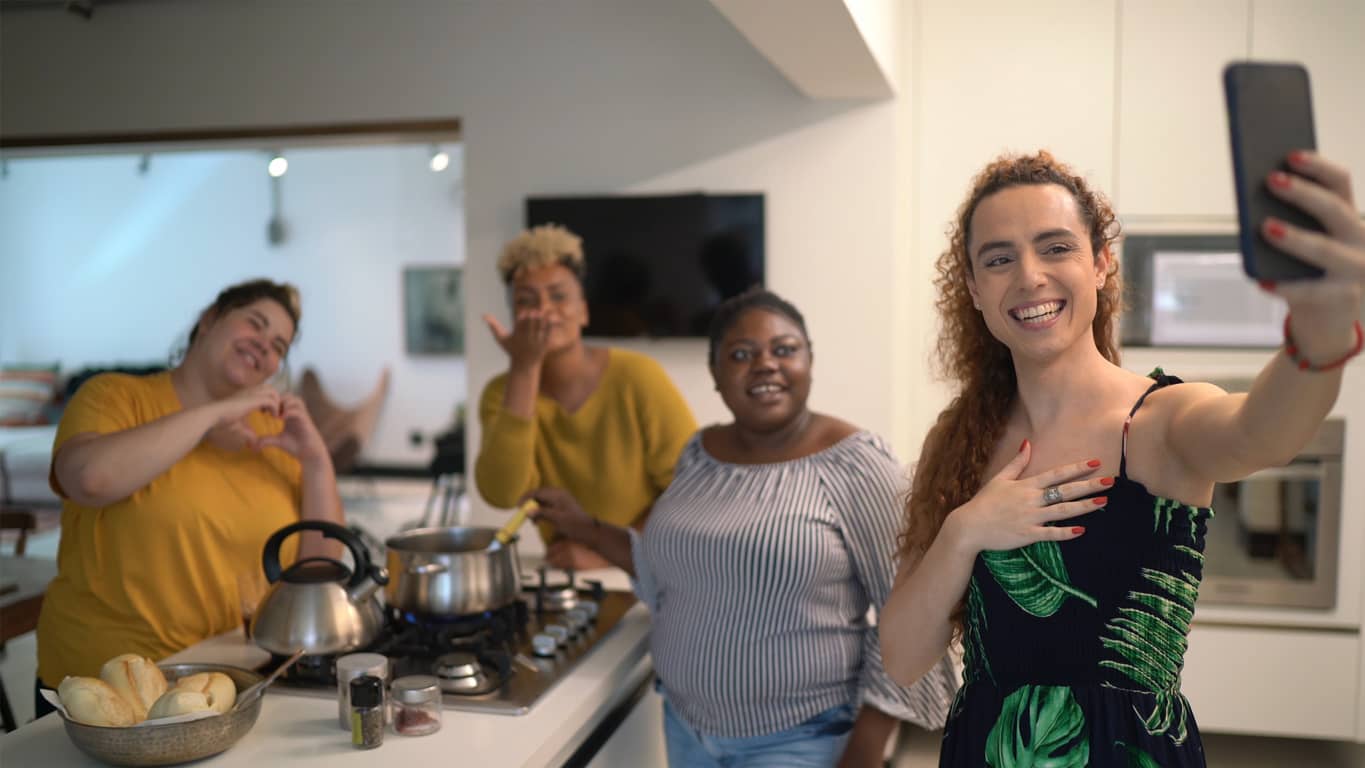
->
[565,608,589,632]
[532,633,558,657]
[544,624,570,646]
[578,600,599,621]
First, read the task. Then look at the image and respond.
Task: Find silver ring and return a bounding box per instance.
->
[1043,486,1064,506]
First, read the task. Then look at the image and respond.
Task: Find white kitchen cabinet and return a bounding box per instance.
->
[1116,0,1365,220]
[916,0,1117,207]
[585,685,667,768]
[1251,0,1365,215]
[1115,0,1248,219]
[1182,624,1361,741]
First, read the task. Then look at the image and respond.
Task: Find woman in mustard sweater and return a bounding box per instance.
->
[36,279,344,713]
[476,224,696,570]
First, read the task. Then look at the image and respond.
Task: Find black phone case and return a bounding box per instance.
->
[1223,62,1324,280]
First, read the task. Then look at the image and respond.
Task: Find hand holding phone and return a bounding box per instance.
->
[1224,62,1325,280]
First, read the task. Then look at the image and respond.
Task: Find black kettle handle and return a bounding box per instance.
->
[261,520,379,589]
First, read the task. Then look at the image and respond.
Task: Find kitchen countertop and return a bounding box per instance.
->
[0,566,655,768]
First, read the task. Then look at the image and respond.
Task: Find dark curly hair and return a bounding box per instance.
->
[900,150,1122,636]
[707,287,810,366]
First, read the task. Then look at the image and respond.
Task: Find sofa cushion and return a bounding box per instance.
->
[0,365,59,426]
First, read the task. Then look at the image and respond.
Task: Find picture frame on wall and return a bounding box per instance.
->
[403,265,464,356]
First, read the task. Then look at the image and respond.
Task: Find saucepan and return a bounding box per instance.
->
[385,524,523,618]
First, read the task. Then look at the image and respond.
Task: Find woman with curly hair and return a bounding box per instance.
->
[475,224,696,570]
[880,150,1363,766]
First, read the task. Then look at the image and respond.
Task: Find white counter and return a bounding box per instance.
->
[0,588,655,767]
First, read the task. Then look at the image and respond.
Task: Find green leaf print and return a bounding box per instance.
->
[982,541,1098,617]
[1099,562,1199,745]
[1116,741,1163,767]
[985,685,1090,768]
[964,576,997,686]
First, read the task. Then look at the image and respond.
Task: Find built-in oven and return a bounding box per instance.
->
[1199,416,1344,610]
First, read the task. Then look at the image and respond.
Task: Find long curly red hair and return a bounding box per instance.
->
[899,151,1123,635]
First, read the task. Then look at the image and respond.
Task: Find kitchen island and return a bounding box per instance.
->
[0,595,661,767]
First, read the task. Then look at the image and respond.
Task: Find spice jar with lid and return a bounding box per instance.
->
[336,652,389,730]
[390,675,443,736]
[349,675,385,750]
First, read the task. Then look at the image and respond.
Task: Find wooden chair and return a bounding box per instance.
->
[0,508,38,731]
[0,510,36,557]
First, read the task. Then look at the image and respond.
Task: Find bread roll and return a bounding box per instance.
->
[58,676,138,727]
[147,689,214,720]
[172,671,237,714]
[99,653,167,721]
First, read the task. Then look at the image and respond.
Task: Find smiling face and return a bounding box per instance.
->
[509,263,589,352]
[711,307,812,433]
[965,183,1110,364]
[196,298,296,389]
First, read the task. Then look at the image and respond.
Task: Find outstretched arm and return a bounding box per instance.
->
[1167,152,1362,482]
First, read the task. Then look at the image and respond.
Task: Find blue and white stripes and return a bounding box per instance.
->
[631,431,956,739]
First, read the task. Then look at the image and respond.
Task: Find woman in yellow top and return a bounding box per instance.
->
[35,279,344,709]
[476,224,696,570]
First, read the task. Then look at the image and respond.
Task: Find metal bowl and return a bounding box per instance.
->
[60,663,264,767]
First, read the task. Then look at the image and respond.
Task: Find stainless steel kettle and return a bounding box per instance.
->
[250,521,389,656]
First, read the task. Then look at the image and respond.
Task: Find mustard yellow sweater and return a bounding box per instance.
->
[474,349,695,541]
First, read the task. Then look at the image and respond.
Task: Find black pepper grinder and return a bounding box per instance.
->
[349,675,384,750]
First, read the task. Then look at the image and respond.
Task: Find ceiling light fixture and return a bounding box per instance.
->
[267,152,288,178]
[429,146,450,173]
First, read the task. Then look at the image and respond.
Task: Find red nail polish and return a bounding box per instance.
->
[1268,171,1292,190]
[1266,219,1288,239]
[1259,279,1277,291]
[1019,439,1029,452]
[1087,459,1101,468]
[1100,477,1114,487]
[1288,150,1308,166]
[1072,526,1086,535]
[1093,497,1108,506]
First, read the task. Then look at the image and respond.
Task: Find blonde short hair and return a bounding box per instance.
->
[497,224,586,285]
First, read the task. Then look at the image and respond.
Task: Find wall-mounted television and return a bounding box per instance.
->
[525,192,764,338]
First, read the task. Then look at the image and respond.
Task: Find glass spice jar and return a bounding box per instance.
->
[390,675,442,737]
[349,675,385,750]
[336,653,389,731]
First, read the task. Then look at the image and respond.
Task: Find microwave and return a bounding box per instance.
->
[1198,415,1344,610]
[1120,234,1285,348]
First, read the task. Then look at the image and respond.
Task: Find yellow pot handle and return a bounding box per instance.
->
[494,499,538,545]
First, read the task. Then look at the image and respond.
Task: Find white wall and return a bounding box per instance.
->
[0,144,466,463]
[0,0,909,512]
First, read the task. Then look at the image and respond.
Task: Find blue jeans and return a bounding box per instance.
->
[663,697,855,767]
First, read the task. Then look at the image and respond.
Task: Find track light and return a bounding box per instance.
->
[429,146,450,173]
[267,153,288,178]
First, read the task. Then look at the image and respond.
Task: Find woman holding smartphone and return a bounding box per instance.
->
[880,150,1361,766]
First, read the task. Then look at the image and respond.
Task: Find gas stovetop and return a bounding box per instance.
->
[262,574,638,716]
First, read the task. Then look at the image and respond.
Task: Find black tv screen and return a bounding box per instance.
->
[525,192,764,338]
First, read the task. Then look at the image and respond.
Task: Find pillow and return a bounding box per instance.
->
[0,365,59,426]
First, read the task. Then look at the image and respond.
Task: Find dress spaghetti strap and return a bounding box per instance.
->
[1119,367,1183,479]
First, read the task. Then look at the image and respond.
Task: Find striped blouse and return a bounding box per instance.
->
[630,430,956,738]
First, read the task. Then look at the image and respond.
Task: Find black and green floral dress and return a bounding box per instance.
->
[941,371,1213,767]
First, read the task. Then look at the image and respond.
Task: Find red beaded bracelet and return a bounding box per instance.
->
[1282,315,1364,372]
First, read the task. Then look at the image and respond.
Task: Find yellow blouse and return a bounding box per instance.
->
[37,372,300,682]
[474,349,695,540]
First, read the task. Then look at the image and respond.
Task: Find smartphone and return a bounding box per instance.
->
[1223,61,1325,280]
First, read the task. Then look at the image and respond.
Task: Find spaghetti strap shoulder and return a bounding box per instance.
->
[1118,366,1186,479]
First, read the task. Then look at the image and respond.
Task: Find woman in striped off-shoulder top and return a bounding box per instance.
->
[529,288,957,767]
